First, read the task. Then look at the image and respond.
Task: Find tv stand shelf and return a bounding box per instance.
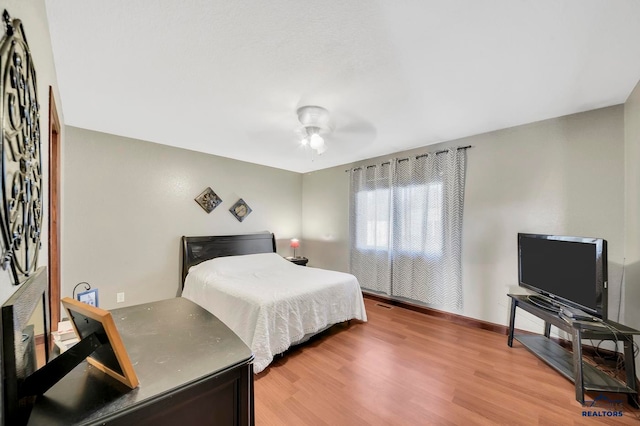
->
[515,335,633,393]
[507,294,639,406]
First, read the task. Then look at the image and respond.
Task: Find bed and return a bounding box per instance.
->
[180,233,367,373]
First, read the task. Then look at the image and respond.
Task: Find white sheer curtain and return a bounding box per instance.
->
[349,149,467,310]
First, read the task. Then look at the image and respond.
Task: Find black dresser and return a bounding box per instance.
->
[28,297,254,425]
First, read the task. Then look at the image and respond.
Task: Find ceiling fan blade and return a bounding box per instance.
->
[336,121,377,136]
[328,127,377,146]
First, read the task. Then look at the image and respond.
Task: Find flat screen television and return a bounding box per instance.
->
[517,233,608,320]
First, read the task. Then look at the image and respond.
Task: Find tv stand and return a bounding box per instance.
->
[507,294,639,406]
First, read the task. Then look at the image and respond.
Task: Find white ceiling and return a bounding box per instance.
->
[45,0,640,173]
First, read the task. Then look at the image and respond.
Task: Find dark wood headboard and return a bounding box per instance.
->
[181,233,276,287]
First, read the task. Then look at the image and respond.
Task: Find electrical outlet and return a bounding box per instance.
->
[116,292,125,303]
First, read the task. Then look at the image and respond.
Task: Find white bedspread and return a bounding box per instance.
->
[181,253,367,373]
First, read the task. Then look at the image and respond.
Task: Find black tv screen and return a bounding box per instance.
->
[518,233,607,319]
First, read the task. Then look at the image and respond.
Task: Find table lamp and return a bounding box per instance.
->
[290,238,300,258]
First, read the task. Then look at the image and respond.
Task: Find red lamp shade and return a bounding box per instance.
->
[290,239,300,249]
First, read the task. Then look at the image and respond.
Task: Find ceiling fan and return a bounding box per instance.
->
[247,104,376,158]
[296,105,332,155]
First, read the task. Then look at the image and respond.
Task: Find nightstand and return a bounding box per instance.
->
[285,256,308,266]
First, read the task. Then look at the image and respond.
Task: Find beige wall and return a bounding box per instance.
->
[302,106,625,331]
[624,79,640,344]
[62,127,302,309]
[301,168,350,271]
[0,1,64,304]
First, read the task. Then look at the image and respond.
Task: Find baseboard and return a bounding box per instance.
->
[362,292,509,335]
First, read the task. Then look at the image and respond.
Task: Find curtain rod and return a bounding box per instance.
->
[346,145,472,172]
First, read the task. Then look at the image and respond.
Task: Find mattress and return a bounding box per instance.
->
[181,253,367,373]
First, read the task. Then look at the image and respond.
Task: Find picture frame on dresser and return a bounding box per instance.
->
[61,297,139,388]
[4,277,140,424]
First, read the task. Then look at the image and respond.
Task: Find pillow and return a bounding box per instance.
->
[190,252,287,275]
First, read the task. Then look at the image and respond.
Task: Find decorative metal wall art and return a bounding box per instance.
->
[0,10,43,284]
[195,187,222,213]
[229,199,252,222]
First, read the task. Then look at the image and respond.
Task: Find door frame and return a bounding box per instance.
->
[48,86,61,332]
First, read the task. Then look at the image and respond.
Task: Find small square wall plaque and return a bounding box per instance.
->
[195,187,222,213]
[229,198,252,222]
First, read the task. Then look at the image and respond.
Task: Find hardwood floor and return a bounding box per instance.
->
[254,298,640,425]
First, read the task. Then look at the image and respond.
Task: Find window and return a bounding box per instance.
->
[354,182,443,256]
[395,183,443,257]
[349,150,467,309]
[355,188,390,250]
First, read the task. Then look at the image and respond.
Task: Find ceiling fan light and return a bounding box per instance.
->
[300,136,309,146]
[309,134,324,150]
[316,144,327,155]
